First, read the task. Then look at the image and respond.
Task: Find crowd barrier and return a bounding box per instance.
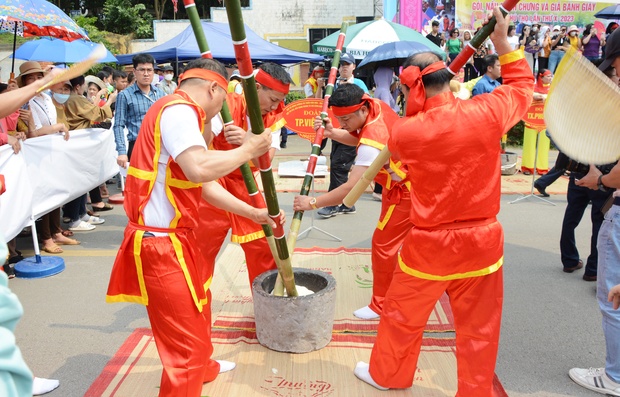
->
[0,129,119,241]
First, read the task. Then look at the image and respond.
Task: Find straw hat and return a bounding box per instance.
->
[17,61,44,87]
[567,25,579,35]
[85,75,106,91]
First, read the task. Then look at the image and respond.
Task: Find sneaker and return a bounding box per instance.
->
[317,206,339,218]
[3,263,16,279]
[82,215,105,225]
[338,204,356,214]
[32,377,60,396]
[569,367,620,396]
[69,221,96,232]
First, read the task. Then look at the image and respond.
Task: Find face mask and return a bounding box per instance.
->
[164,74,174,81]
[570,32,577,37]
[53,93,70,104]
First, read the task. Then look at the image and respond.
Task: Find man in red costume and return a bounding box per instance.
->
[106,58,276,397]
[195,62,292,287]
[293,84,409,320]
[354,8,534,395]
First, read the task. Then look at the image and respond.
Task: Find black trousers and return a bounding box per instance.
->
[328,140,357,192]
[560,174,613,276]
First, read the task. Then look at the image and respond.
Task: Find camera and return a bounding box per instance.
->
[556,152,616,175]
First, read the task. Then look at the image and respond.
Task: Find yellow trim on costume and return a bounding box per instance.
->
[164,165,184,229]
[398,255,504,280]
[499,49,525,65]
[133,230,149,305]
[203,275,212,297]
[268,117,287,133]
[127,167,155,181]
[231,230,266,244]
[389,159,407,180]
[376,204,396,231]
[359,138,385,151]
[167,178,202,189]
[106,293,148,305]
[169,232,205,312]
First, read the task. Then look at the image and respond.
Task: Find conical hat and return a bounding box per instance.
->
[544,46,620,164]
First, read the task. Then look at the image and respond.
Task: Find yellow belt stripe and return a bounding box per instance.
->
[169,232,204,312]
[231,230,266,244]
[398,255,504,281]
[376,204,396,231]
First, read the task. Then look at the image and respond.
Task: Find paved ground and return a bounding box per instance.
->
[9,135,607,396]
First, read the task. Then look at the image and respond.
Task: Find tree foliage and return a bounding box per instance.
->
[102,0,153,39]
[74,15,115,50]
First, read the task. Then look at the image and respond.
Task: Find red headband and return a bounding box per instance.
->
[331,93,372,116]
[178,69,228,91]
[400,61,446,116]
[255,69,290,94]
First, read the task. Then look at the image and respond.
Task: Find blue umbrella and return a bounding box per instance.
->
[358,40,445,70]
[595,4,620,19]
[12,37,117,63]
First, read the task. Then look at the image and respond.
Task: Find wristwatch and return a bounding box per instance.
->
[309,197,318,209]
[598,174,608,192]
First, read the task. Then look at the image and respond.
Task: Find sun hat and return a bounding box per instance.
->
[17,61,44,87]
[85,75,106,91]
[567,25,579,34]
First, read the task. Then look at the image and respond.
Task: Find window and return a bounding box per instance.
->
[309,28,340,52]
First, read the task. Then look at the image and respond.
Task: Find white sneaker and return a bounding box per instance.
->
[82,215,105,225]
[354,362,388,391]
[217,360,236,373]
[33,377,60,395]
[353,305,380,320]
[569,367,620,396]
[68,221,96,232]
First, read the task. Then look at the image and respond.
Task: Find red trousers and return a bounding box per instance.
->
[141,236,220,397]
[196,200,276,287]
[369,188,412,315]
[369,265,503,396]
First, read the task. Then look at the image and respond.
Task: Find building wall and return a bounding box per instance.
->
[211,0,375,51]
[130,20,191,54]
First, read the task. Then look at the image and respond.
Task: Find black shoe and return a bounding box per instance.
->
[3,263,16,279]
[534,181,549,197]
[280,142,287,149]
[583,274,597,282]
[563,260,584,273]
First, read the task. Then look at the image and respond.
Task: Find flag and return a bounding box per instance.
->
[172,0,178,13]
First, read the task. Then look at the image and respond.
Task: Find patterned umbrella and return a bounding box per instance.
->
[0,0,88,77]
[312,19,434,60]
[0,0,88,41]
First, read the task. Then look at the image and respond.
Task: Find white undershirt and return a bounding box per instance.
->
[210,114,280,150]
[355,144,381,166]
[142,104,207,232]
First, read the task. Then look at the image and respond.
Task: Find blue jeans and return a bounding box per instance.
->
[560,175,611,276]
[597,203,620,383]
[548,50,565,73]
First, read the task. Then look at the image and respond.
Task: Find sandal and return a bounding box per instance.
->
[61,229,74,237]
[42,244,63,254]
[91,202,114,211]
[53,237,80,246]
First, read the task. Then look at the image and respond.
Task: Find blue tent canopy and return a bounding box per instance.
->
[116,21,324,65]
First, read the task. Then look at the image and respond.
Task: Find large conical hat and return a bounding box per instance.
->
[544,46,620,165]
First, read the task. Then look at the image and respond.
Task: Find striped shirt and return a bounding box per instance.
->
[113,83,164,155]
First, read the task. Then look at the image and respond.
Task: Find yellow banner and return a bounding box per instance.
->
[456,0,616,30]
